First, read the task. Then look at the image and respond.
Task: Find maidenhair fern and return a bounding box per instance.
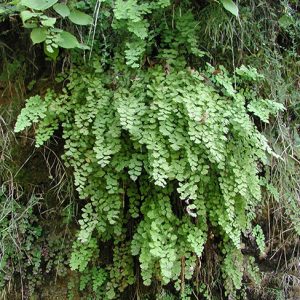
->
[15,60,283,298]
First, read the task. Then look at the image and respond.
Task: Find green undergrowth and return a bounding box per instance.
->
[0,105,76,299]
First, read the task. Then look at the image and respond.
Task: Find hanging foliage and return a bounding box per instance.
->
[14,59,283,298]
[2,0,297,299]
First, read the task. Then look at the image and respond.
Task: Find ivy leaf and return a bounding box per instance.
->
[53,3,70,18]
[220,0,239,17]
[68,10,93,25]
[57,31,79,49]
[30,27,47,44]
[20,0,59,10]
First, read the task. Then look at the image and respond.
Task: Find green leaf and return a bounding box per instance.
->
[44,46,59,60]
[57,31,79,49]
[20,10,37,22]
[46,44,54,53]
[279,14,294,28]
[68,10,93,25]
[77,43,90,50]
[220,0,239,17]
[20,10,41,28]
[20,0,59,10]
[41,17,56,27]
[53,3,70,18]
[30,27,47,44]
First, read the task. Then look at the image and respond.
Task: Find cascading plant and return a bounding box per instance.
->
[14,57,284,298]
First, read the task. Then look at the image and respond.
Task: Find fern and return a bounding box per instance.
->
[14,59,283,298]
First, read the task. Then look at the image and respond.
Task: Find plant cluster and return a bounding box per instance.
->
[0,184,72,298]
[1,0,299,299]
[1,0,93,59]
[15,58,283,298]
